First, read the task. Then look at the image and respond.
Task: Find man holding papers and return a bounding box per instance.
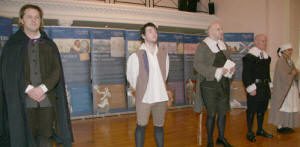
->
[242,34,273,142]
[193,22,235,147]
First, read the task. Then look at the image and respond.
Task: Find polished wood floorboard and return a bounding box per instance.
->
[70,107,300,147]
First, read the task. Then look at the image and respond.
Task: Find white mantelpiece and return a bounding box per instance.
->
[0,0,218,29]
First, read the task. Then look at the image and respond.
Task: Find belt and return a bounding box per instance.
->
[255,79,269,83]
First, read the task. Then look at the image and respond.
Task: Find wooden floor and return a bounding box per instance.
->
[70,107,300,147]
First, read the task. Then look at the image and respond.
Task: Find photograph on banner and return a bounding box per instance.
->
[51,27,92,117]
[91,29,127,114]
[125,30,142,110]
[54,39,90,60]
[0,17,12,53]
[127,40,142,55]
[111,30,125,57]
[159,32,185,106]
[223,32,254,108]
[93,84,126,114]
[183,34,206,105]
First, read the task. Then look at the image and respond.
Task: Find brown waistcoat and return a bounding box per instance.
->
[135,48,168,103]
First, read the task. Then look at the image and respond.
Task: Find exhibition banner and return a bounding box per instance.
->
[125,30,141,110]
[51,27,92,117]
[0,17,12,53]
[224,32,254,107]
[159,32,185,106]
[224,33,254,81]
[183,34,206,105]
[91,29,127,114]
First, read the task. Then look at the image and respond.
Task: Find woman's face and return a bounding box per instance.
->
[282,48,293,57]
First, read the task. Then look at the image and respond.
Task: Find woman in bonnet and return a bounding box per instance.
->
[268,43,300,133]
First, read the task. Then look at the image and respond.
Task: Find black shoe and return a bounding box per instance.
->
[246,132,256,142]
[284,127,295,133]
[256,130,273,138]
[207,142,214,147]
[277,128,290,134]
[216,138,233,147]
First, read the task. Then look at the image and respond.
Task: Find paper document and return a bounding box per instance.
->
[223,59,235,78]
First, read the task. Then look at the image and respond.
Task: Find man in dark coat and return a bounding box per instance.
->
[0,4,73,147]
[193,22,235,147]
[242,34,273,143]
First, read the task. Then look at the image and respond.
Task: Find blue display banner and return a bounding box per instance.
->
[125,30,141,56]
[183,35,206,81]
[159,33,185,106]
[67,86,92,117]
[183,34,206,105]
[224,33,254,81]
[124,30,141,110]
[91,28,127,114]
[0,17,12,52]
[224,33,254,42]
[51,27,92,117]
[158,33,184,82]
[91,29,126,85]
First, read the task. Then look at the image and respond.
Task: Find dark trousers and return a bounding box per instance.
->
[27,107,54,147]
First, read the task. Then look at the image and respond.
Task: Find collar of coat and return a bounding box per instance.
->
[248,46,269,59]
[203,37,227,53]
[13,28,50,44]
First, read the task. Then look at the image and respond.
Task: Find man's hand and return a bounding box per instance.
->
[292,68,297,76]
[229,67,235,74]
[167,90,174,107]
[249,90,256,96]
[27,87,45,102]
[222,68,228,75]
[37,94,47,102]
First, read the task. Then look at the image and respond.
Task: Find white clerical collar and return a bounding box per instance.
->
[139,43,158,55]
[203,37,226,53]
[248,46,268,59]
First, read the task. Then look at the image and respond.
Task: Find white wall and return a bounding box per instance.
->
[214,0,292,72]
[290,0,300,66]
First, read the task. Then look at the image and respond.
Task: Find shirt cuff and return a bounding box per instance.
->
[246,83,257,93]
[25,85,34,93]
[215,68,223,82]
[269,82,273,88]
[40,84,48,93]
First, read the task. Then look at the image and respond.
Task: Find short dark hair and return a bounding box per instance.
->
[19,4,44,30]
[140,22,158,42]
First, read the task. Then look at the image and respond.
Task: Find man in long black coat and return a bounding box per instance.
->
[0,4,73,147]
[242,34,273,143]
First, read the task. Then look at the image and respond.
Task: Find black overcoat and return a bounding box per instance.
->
[0,29,73,147]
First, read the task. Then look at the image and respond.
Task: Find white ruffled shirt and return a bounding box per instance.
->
[203,37,231,81]
[126,43,169,104]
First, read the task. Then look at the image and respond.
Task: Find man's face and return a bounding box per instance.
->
[209,23,223,40]
[19,8,41,34]
[255,35,267,50]
[142,26,158,44]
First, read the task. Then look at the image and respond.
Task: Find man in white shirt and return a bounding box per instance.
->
[126,22,172,147]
